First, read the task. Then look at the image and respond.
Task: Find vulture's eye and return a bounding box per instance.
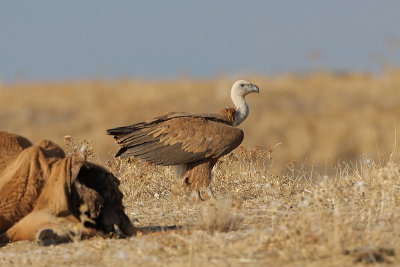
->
[240,84,244,87]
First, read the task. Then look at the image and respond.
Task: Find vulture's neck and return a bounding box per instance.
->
[231,93,249,126]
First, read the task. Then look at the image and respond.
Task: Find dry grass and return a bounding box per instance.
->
[1,147,400,266]
[1,70,400,266]
[2,69,400,170]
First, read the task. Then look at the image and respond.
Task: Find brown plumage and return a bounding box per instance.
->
[107,80,259,200]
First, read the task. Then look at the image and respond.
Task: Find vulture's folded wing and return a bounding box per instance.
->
[107,116,243,165]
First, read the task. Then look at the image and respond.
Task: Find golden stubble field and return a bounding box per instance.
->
[1,70,400,266]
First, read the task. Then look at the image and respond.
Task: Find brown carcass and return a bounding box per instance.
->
[0,132,136,246]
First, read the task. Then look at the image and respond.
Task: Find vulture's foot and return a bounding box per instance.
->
[196,186,217,201]
[197,190,206,201]
[208,184,217,200]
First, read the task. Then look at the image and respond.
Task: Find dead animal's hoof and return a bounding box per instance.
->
[37,229,57,246]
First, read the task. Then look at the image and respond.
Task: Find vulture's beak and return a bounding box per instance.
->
[250,84,259,94]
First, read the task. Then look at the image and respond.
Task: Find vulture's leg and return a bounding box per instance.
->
[208,161,217,200]
[197,186,216,201]
[197,190,206,201]
[208,184,216,200]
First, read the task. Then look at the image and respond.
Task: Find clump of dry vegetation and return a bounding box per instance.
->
[195,199,243,233]
[1,71,400,265]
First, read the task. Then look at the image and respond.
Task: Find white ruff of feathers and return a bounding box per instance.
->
[231,87,249,126]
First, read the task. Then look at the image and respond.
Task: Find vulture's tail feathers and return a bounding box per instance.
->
[114,147,128,158]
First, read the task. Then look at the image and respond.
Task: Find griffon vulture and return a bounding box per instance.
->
[107,80,259,200]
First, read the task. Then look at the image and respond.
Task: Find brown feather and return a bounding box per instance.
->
[183,158,218,191]
[219,108,236,125]
[107,112,244,196]
[107,113,243,166]
[184,162,212,190]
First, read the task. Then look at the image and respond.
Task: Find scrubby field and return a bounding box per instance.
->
[1,70,400,266]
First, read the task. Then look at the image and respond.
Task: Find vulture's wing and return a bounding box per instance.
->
[107,114,243,165]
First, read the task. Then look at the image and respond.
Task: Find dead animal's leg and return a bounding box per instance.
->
[5,211,82,244]
[4,211,58,243]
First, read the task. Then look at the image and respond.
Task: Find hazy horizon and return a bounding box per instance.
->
[1,0,400,82]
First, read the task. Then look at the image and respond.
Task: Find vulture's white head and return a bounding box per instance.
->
[230,80,259,126]
[231,80,259,98]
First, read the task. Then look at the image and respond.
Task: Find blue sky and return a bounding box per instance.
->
[1,1,400,81]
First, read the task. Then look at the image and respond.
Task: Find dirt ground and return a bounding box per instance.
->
[1,155,400,266]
